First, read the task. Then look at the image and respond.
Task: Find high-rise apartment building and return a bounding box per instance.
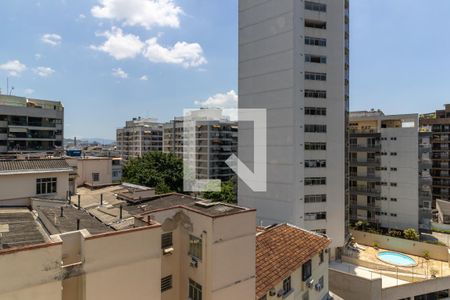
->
[0,94,64,154]
[420,104,450,204]
[163,109,238,180]
[116,117,163,160]
[238,0,349,250]
[349,111,420,231]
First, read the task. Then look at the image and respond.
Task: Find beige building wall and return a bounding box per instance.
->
[66,157,113,188]
[0,226,162,300]
[263,251,329,300]
[0,171,70,205]
[152,208,256,300]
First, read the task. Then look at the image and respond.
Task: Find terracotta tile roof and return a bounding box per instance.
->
[0,159,72,175]
[255,224,331,299]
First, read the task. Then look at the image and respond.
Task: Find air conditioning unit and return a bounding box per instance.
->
[269,288,276,296]
[190,258,198,268]
[162,247,174,255]
[315,283,323,291]
[306,278,314,289]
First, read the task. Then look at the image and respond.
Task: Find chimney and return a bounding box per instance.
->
[76,219,80,230]
[60,207,64,217]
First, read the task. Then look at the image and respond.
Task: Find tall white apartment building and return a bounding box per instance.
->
[349,111,419,231]
[116,117,163,160]
[238,0,349,250]
[163,109,238,180]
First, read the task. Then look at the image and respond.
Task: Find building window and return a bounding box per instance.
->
[390,152,398,156]
[189,235,202,260]
[305,72,326,81]
[390,167,398,171]
[319,250,325,264]
[304,89,326,99]
[391,213,397,217]
[305,107,326,116]
[305,142,326,150]
[283,277,292,295]
[305,54,327,64]
[305,1,326,12]
[305,160,326,168]
[92,173,100,182]
[189,279,202,300]
[305,19,327,29]
[305,212,326,221]
[317,276,324,291]
[305,36,326,47]
[161,232,173,249]
[305,194,327,203]
[305,124,327,133]
[391,183,397,187]
[161,275,172,292]
[390,198,398,202]
[302,260,312,281]
[36,178,57,195]
[305,177,326,186]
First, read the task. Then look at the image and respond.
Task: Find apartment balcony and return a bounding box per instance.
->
[0,121,7,128]
[349,158,381,167]
[349,187,381,197]
[349,144,381,152]
[349,129,380,137]
[350,173,381,182]
[0,133,7,140]
[0,146,7,152]
[350,203,381,212]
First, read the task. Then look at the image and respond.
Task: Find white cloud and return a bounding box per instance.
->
[195,90,238,108]
[91,0,182,29]
[24,88,35,95]
[140,75,148,81]
[35,53,42,60]
[142,37,207,68]
[79,14,86,19]
[41,33,62,46]
[0,60,27,76]
[91,27,144,60]
[34,67,55,77]
[112,67,128,78]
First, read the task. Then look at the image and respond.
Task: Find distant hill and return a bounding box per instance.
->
[64,137,115,146]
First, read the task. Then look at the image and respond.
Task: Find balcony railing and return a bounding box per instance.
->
[350,187,381,196]
[349,144,381,152]
[350,173,381,182]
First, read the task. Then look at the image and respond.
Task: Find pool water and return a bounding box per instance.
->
[377,251,417,267]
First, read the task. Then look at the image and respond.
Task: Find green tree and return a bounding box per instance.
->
[403,228,419,241]
[122,152,183,194]
[203,177,237,204]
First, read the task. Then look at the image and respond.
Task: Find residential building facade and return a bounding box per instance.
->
[163,110,238,180]
[256,224,330,300]
[420,104,450,204]
[0,94,64,154]
[349,111,419,231]
[238,0,349,250]
[0,159,72,206]
[116,117,163,160]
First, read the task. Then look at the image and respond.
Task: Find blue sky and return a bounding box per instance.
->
[0,0,450,139]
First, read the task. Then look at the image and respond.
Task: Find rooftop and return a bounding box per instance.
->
[35,205,113,235]
[0,159,72,175]
[0,208,46,249]
[255,224,331,299]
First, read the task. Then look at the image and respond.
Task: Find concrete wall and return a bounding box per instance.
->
[0,225,162,300]
[66,158,113,187]
[382,276,450,300]
[151,207,256,300]
[263,252,329,300]
[351,229,450,262]
[0,171,70,205]
[329,268,382,300]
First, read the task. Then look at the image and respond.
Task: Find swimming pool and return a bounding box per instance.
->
[377,251,417,267]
